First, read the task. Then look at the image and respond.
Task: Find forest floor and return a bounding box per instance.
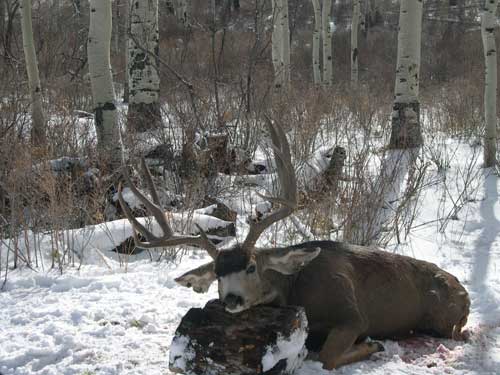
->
[0,141,499,375]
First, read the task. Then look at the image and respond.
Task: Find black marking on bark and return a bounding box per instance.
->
[352,48,358,63]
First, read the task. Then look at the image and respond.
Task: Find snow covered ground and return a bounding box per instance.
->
[1,142,500,375]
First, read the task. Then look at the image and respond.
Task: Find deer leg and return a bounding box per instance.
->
[318,326,360,370]
[334,341,384,368]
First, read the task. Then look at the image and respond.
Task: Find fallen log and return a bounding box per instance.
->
[169,300,308,375]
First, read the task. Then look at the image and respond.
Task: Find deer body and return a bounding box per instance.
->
[283,241,469,348]
[120,119,469,370]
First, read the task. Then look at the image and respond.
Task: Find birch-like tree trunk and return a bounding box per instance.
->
[20,0,46,146]
[281,0,291,87]
[88,0,123,169]
[271,0,290,90]
[351,0,360,85]
[355,0,424,245]
[271,0,283,89]
[321,0,333,86]
[389,0,423,149]
[481,0,498,167]
[128,0,161,132]
[123,0,130,103]
[174,0,188,26]
[311,0,321,85]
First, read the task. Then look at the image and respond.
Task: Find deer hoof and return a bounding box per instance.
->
[371,341,385,353]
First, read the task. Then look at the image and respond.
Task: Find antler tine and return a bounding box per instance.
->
[123,166,173,238]
[117,167,219,259]
[118,181,158,243]
[140,158,161,206]
[242,116,297,251]
[195,224,219,259]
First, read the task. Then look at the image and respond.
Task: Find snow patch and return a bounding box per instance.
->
[261,316,308,372]
[169,335,195,372]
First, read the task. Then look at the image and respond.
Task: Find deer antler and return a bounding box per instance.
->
[118,159,219,259]
[241,116,297,251]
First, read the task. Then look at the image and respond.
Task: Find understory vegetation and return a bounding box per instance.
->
[0,0,496,279]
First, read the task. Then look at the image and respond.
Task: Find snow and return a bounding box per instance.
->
[261,310,308,372]
[1,141,500,374]
[168,335,194,372]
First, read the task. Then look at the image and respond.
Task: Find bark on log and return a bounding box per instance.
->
[169,300,308,375]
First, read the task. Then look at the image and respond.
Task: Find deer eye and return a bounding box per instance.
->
[246,265,256,274]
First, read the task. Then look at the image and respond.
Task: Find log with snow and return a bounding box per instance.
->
[169,300,308,375]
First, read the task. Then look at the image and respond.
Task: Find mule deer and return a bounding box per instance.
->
[119,119,470,370]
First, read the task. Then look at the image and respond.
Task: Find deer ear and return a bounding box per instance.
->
[261,246,321,275]
[175,262,216,293]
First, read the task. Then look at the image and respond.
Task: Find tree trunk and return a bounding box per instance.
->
[123,0,130,103]
[351,0,360,85]
[128,0,161,132]
[311,0,321,85]
[389,0,423,149]
[354,0,424,245]
[169,299,308,375]
[281,0,291,87]
[19,0,46,146]
[272,0,283,89]
[3,1,19,63]
[174,0,188,26]
[321,0,333,86]
[88,0,123,170]
[481,0,498,167]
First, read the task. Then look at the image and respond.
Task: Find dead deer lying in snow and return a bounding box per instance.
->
[119,120,470,370]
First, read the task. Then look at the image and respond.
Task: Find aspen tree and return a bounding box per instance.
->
[321,0,333,86]
[271,0,283,89]
[128,0,161,132]
[351,0,360,85]
[390,0,423,149]
[281,0,291,86]
[88,0,123,169]
[311,0,321,85]
[271,0,290,90]
[362,0,423,244]
[481,0,498,167]
[19,0,46,146]
[174,0,188,26]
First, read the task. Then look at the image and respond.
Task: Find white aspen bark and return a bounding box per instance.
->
[311,0,321,85]
[351,0,360,85]
[481,0,498,167]
[128,0,161,132]
[174,0,188,26]
[390,0,423,149]
[281,0,291,88]
[322,0,333,86]
[357,0,423,244]
[360,0,367,35]
[112,0,122,53]
[20,0,46,146]
[271,0,284,89]
[123,0,130,103]
[88,0,123,169]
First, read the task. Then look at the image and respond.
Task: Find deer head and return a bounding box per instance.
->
[119,118,320,312]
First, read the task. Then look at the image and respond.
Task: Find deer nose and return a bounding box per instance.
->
[224,293,244,310]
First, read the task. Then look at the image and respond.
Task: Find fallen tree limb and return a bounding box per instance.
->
[169,299,308,375]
